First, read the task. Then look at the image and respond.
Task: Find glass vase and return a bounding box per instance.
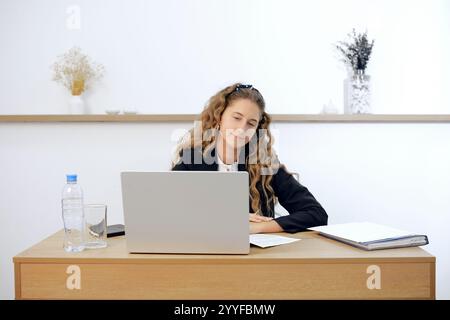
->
[344,71,371,114]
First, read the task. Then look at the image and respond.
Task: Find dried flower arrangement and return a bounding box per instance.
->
[51,46,105,95]
[336,29,374,76]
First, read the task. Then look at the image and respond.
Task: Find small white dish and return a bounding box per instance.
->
[123,110,138,115]
[105,109,120,115]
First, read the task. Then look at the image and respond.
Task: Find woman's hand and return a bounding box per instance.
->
[249,214,283,234]
[249,222,262,234]
[249,213,273,223]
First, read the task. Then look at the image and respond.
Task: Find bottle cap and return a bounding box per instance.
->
[66,174,77,182]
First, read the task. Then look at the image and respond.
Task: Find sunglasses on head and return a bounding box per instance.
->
[226,84,259,98]
[236,84,253,91]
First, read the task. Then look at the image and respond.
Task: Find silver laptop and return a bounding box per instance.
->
[121,171,250,254]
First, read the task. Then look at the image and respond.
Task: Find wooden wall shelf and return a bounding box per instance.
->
[1,114,450,123]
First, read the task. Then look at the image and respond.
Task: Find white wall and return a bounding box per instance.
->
[0,0,449,115]
[1,0,450,300]
[1,122,449,299]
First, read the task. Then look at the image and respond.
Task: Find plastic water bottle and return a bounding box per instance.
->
[61,174,85,252]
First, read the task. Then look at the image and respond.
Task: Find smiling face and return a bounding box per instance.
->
[219,98,261,150]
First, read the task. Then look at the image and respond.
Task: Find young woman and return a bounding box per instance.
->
[171,83,327,234]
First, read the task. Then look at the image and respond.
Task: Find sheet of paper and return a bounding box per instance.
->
[249,234,300,248]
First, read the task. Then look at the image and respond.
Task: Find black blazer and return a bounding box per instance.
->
[172,146,328,233]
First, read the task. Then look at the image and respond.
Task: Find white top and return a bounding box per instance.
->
[217,153,239,172]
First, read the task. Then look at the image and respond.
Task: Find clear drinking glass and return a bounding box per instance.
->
[84,204,107,249]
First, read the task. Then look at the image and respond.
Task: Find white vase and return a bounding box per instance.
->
[344,72,371,114]
[68,95,85,114]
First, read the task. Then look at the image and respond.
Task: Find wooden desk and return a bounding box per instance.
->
[13,230,435,300]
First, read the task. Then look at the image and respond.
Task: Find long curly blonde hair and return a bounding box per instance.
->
[172,83,284,216]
